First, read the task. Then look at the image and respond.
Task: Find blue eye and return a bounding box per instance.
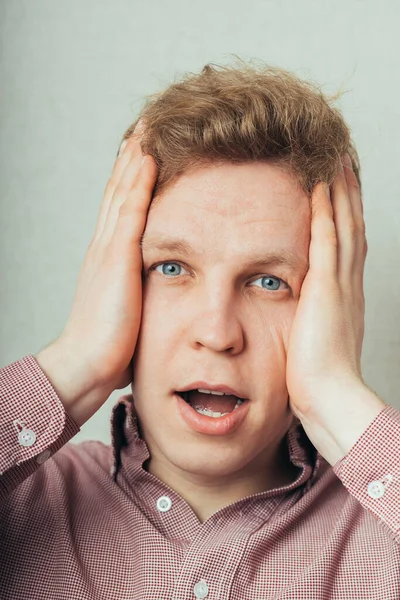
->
[251,276,283,291]
[152,263,287,292]
[154,262,187,276]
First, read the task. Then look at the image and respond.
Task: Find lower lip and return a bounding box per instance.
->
[175,393,250,436]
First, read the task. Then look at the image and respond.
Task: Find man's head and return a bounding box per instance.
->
[126,60,360,487]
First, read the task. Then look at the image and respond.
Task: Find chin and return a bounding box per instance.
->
[160,440,264,478]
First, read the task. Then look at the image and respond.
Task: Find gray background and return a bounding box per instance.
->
[1,0,399,445]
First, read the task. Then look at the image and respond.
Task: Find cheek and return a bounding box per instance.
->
[249,317,291,393]
[251,301,297,349]
[280,303,298,349]
[136,284,180,350]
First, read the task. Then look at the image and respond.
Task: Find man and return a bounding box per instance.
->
[1,61,398,599]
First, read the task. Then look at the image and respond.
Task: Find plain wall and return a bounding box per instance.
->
[1,0,399,445]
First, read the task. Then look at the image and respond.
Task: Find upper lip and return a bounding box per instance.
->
[176,381,248,400]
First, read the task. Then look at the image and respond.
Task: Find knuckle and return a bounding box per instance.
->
[117,201,131,218]
[348,174,359,189]
[348,222,358,241]
[104,179,116,196]
[326,230,338,248]
[112,188,131,210]
[113,181,130,199]
[87,238,97,252]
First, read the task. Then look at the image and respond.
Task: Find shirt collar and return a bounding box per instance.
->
[109,394,322,490]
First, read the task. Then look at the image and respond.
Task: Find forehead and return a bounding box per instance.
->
[144,162,311,265]
[151,161,308,218]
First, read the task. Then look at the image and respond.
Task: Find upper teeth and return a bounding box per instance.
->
[197,388,243,398]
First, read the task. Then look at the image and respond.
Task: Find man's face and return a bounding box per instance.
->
[131,161,311,480]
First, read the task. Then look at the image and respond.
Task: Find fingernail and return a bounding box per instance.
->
[118,139,128,157]
[134,119,145,135]
[343,153,352,169]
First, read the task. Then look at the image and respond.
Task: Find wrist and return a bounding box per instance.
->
[35,339,110,427]
[297,379,386,466]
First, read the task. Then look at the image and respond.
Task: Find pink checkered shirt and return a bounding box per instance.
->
[1,355,400,599]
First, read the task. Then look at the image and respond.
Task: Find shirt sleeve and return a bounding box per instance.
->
[0,355,80,500]
[333,403,400,543]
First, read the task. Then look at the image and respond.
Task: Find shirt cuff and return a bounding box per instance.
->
[0,355,80,499]
[333,404,400,540]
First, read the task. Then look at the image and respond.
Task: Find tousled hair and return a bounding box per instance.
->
[120,58,361,200]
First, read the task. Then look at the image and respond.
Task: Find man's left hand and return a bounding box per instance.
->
[286,155,386,465]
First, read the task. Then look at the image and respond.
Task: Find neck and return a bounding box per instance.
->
[146,436,300,523]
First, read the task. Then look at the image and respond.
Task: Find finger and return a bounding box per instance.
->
[343,155,368,279]
[109,155,158,261]
[92,120,146,243]
[102,136,150,244]
[343,154,364,216]
[331,159,356,286]
[308,182,337,281]
[100,132,147,245]
[92,137,136,242]
[342,154,367,307]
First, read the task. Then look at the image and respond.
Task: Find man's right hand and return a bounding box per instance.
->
[35,122,158,427]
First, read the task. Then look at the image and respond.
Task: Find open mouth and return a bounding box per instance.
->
[177,390,247,418]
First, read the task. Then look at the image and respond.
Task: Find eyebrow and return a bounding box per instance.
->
[141,234,307,272]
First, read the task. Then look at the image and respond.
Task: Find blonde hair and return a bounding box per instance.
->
[120,59,360,200]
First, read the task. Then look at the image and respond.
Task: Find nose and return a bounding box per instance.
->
[188,287,244,355]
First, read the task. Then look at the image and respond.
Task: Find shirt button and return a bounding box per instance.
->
[368,480,385,499]
[157,496,172,512]
[36,449,51,464]
[18,429,36,447]
[194,580,209,599]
